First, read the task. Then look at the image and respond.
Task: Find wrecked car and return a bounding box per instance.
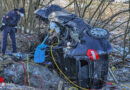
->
[34,5,112,89]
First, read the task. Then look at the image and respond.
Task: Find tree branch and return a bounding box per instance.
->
[109,20,128,32]
[88,0,106,24]
[93,0,112,27]
[64,0,74,9]
[102,9,129,28]
[81,0,93,18]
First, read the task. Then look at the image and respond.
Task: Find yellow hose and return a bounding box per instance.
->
[50,44,87,90]
[69,87,78,90]
[27,54,30,86]
[50,37,130,90]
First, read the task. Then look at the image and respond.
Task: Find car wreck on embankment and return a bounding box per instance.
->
[34,4,112,89]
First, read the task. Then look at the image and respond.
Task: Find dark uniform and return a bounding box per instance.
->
[1,8,24,54]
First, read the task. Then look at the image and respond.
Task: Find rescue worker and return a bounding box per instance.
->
[0,8,25,55]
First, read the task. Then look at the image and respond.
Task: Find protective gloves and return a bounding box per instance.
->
[14,26,18,29]
[0,26,5,31]
[0,23,6,31]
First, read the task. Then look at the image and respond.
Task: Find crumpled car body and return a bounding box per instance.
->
[34,4,112,89]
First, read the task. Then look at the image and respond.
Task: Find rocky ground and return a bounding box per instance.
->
[0,83,42,90]
[0,33,63,90]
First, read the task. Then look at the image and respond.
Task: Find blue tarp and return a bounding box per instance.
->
[34,35,48,63]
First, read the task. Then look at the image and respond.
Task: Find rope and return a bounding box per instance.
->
[27,54,30,86]
[20,61,43,89]
[29,75,43,88]
[69,87,78,90]
[121,84,130,89]
[20,62,27,86]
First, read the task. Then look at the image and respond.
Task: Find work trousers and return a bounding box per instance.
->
[1,26,17,54]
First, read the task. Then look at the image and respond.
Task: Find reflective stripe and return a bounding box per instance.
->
[2,23,5,25]
[87,49,100,60]
[91,51,96,60]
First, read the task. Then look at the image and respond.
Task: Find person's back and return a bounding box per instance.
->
[2,9,20,27]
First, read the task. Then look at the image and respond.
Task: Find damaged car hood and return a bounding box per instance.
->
[34,4,91,34]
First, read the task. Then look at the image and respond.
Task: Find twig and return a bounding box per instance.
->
[122,16,130,62]
[64,1,74,9]
[81,0,93,18]
[110,32,128,42]
[74,0,81,17]
[109,20,128,32]
[46,0,54,6]
[93,0,112,27]
[102,9,129,28]
[88,0,106,24]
